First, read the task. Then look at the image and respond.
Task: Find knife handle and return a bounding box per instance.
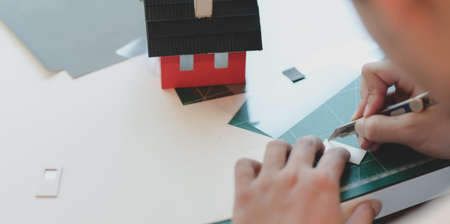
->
[380,92,435,116]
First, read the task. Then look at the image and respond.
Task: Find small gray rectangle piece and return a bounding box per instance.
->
[214,53,229,69]
[282,67,306,83]
[180,55,194,71]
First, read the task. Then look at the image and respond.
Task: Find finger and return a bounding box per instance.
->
[316,147,350,183]
[345,200,382,224]
[352,98,367,121]
[360,63,394,117]
[357,90,411,149]
[355,113,419,146]
[357,133,371,150]
[352,62,384,120]
[235,159,262,191]
[286,136,324,170]
[359,61,415,118]
[356,61,416,120]
[261,140,292,174]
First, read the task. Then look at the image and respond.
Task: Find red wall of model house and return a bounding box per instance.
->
[160,52,246,89]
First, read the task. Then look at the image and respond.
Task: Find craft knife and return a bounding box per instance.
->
[328,92,437,141]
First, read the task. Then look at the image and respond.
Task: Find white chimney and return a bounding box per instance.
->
[194,0,213,18]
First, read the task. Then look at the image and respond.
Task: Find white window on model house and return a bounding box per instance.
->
[180,55,194,71]
[214,52,229,69]
[194,0,213,18]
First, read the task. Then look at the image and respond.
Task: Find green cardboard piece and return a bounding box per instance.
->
[175,84,246,105]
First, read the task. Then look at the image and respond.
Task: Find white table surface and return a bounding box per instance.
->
[0,21,272,223]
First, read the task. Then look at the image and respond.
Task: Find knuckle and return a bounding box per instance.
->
[266,140,290,151]
[311,171,333,190]
[235,189,253,204]
[361,64,373,76]
[256,178,273,193]
[295,135,321,148]
[278,170,299,188]
[235,158,251,171]
[361,61,381,76]
[366,87,380,98]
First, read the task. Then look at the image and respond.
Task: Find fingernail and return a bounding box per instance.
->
[362,142,369,150]
[351,112,359,121]
[360,144,366,150]
[370,200,382,215]
[361,139,371,150]
[357,138,364,148]
[360,143,365,150]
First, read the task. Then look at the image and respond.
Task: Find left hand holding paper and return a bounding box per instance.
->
[232,136,382,224]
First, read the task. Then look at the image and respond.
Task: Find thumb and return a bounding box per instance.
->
[346,200,382,224]
[355,113,417,145]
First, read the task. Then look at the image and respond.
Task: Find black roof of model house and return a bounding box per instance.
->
[144,0,263,57]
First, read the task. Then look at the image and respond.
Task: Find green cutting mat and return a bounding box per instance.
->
[224,76,450,224]
[175,84,246,105]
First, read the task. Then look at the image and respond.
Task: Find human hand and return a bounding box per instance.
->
[232,137,382,224]
[353,60,450,158]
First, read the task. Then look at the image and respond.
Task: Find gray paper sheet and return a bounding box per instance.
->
[0,0,146,77]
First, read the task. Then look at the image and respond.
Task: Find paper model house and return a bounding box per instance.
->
[144,0,263,89]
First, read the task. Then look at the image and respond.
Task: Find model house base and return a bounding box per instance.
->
[161,52,246,89]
